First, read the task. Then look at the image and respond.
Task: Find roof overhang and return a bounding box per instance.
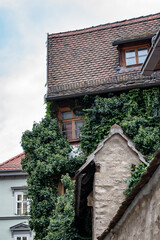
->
[112,34,154,46]
[0,169,28,177]
[141,30,160,75]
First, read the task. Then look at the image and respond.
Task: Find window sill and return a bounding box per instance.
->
[68,138,80,144]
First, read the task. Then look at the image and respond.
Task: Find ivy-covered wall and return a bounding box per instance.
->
[80,87,160,162]
[22,86,160,239]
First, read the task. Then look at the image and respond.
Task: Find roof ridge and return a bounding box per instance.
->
[48,12,160,38]
[0,152,24,167]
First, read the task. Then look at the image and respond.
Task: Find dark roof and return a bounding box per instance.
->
[98,149,160,240]
[47,13,160,100]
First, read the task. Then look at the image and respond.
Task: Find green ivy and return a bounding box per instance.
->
[124,163,148,195]
[21,116,85,239]
[80,88,160,161]
[45,174,91,240]
[22,87,160,239]
[79,87,160,193]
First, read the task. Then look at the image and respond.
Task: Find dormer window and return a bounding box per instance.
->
[125,47,148,67]
[122,44,150,68]
[59,108,84,141]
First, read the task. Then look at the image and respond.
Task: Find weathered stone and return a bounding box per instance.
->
[92,126,145,240]
[104,166,160,240]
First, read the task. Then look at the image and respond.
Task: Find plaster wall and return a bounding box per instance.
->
[0,176,27,216]
[0,219,31,240]
[0,175,33,239]
[104,165,160,240]
[93,134,141,240]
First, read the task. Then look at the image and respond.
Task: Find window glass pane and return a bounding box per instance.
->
[62,122,72,139]
[23,194,27,201]
[23,237,27,240]
[75,120,84,139]
[17,207,22,215]
[138,48,148,56]
[126,58,136,66]
[23,202,27,213]
[138,55,147,64]
[138,48,148,64]
[73,110,84,118]
[126,50,136,58]
[17,237,21,240]
[17,202,22,208]
[17,194,22,201]
[61,111,72,120]
[125,50,136,66]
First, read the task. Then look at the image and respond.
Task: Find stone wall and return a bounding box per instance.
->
[92,133,141,240]
[104,165,160,240]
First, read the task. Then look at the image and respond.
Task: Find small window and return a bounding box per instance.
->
[16,192,28,215]
[14,235,29,240]
[59,108,84,141]
[123,45,149,67]
[12,189,30,215]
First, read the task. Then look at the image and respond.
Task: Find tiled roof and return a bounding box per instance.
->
[0,153,24,170]
[47,13,160,100]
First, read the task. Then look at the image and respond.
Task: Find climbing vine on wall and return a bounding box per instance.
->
[22,87,160,239]
[79,87,160,194]
[80,87,160,161]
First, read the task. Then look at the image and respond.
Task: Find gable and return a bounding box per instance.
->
[95,133,142,172]
[75,124,146,239]
[10,223,31,237]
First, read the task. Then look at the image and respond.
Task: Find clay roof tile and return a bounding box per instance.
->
[0,153,24,170]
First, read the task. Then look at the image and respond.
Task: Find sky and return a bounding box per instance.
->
[0,0,160,163]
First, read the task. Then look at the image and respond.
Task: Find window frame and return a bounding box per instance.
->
[58,107,84,142]
[14,234,29,240]
[122,44,150,68]
[12,188,30,216]
[15,191,29,215]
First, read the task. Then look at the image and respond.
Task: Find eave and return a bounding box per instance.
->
[46,72,160,101]
[112,34,154,46]
[0,169,28,177]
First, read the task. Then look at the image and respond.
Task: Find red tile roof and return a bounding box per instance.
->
[47,13,160,100]
[0,153,24,170]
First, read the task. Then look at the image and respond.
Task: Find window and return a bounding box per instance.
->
[59,108,84,141]
[11,187,30,215]
[123,44,149,67]
[15,192,29,215]
[14,235,29,240]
